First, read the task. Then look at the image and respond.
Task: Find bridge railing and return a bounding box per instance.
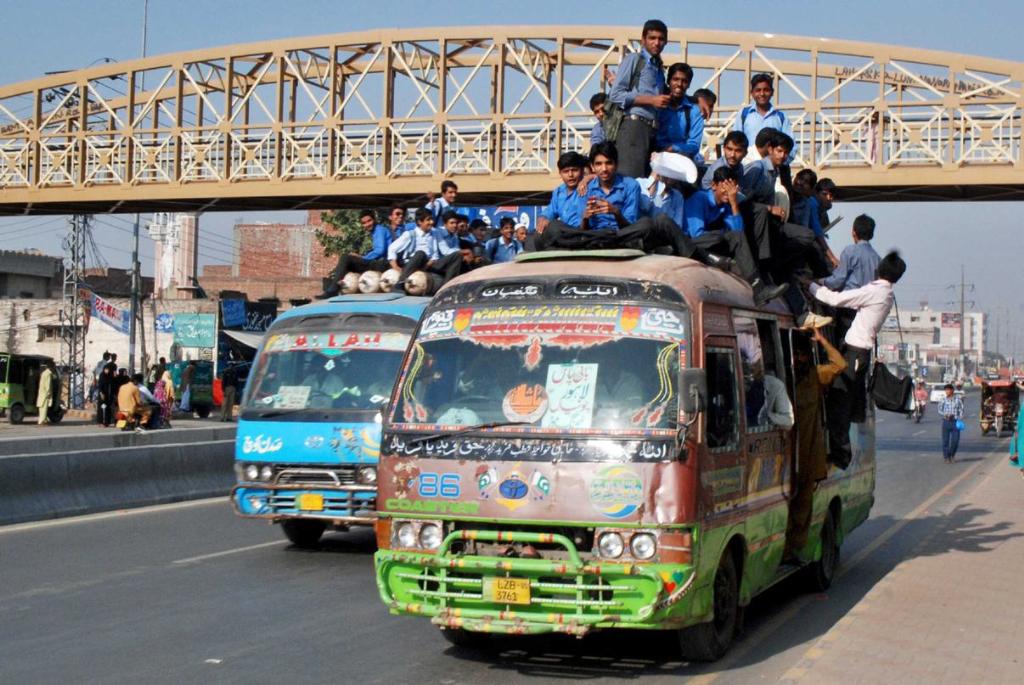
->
[0,27,1022,207]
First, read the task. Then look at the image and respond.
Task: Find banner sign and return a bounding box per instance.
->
[173,313,216,347]
[155,313,175,332]
[941,312,962,328]
[222,300,276,332]
[91,294,130,334]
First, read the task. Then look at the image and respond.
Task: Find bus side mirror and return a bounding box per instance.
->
[680,369,706,415]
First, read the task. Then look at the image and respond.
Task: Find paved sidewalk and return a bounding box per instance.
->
[780,454,1024,684]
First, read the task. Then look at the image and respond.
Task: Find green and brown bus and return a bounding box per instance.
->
[373,250,875,660]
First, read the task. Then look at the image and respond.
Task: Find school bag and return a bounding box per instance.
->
[601,54,646,143]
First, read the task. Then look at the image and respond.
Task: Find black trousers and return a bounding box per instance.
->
[692,229,758,282]
[537,215,696,257]
[616,118,655,178]
[328,254,389,285]
[826,344,871,467]
[399,250,463,284]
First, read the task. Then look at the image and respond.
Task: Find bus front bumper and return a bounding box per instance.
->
[375,529,697,636]
[231,484,377,525]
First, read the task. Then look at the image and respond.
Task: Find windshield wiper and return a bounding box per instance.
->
[408,421,532,445]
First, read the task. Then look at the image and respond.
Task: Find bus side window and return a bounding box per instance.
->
[734,316,765,432]
[705,348,740,451]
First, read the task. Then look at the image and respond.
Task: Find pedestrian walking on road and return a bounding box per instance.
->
[220,365,238,422]
[939,383,965,463]
[1009,388,1024,476]
[155,370,175,428]
[36,361,55,425]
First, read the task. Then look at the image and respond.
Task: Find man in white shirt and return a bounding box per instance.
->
[760,371,794,429]
[809,251,906,462]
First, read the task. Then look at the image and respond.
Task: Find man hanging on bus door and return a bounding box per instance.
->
[786,326,847,561]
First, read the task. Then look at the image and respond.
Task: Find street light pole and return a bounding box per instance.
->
[128,0,149,374]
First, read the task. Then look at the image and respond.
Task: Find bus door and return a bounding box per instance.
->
[701,336,743,523]
[734,314,791,581]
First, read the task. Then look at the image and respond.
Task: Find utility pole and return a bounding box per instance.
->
[128,0,149,374]
[61,215,88,409]
[959,264,965,376]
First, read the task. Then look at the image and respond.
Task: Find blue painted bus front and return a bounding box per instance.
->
[231,294,429,543]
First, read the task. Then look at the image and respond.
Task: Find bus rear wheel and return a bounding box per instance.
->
[806,508,840,592]
[281,519,326,548]
[8,403,25,424]
[677,552,739,662]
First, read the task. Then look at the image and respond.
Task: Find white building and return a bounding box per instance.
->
[879,306,985,374]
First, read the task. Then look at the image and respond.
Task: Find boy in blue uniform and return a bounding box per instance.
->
[537,151,589,235]
[734,73,794,163]
[425,180,458,223]
[684,166,787,307]
[388,208,464,287]
[656,62,704,165]
[318,209,393,298]
[485,222,524,263]
[608,19,669,177]
[589,93,607,146]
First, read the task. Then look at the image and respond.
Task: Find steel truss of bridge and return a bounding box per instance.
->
[1,26,1023,214]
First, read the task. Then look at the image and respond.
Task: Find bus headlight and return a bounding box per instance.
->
[396,522,417,549]
[259,465,274,481]
[244,464,259,481]
[418,523,443,550]
[629,533,657,560]
[597,532,625,559]
[356,466,377,485]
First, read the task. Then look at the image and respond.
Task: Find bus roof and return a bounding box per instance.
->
[438,252,786,314]
[274,294,431,324]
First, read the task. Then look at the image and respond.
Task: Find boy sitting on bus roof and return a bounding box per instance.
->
[536,143,740,270]
[683,165,788,306]
[317,209,392,299]
[388,208,464,290]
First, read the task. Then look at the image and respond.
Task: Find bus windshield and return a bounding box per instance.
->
[391,303,686,433]
[243,330,408,417]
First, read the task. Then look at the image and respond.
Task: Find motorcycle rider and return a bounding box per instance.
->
[909,380,928,421]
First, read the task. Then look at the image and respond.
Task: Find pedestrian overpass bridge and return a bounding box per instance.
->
[1,26,1022,215]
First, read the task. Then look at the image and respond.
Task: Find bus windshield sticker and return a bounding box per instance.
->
[502,383,548,423]
[264,331,409,353]
[400,343,429,422]
[524,337,542,370]
[631,344,677,427]
[275,385,311,409]
[542,363,598,429]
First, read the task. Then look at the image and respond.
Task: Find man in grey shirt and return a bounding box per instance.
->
[608,19,669,177]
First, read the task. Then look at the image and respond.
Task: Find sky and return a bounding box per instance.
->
[1,0,1022,358]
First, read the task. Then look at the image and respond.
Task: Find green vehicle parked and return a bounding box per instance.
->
[168,360,215,418]
[0,353,64,424]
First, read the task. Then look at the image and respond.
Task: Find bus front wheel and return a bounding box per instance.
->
[281,519,326,548]
[806,508,840,592]
[439,627,492,650]
[677,551,739,662]
[8,403,25,424]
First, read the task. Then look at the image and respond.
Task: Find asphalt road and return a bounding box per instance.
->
[1,393,1006,684]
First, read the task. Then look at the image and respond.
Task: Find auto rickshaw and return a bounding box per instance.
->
[168,360,214,418]
[0,352,65,424]
[980,380,1019,437]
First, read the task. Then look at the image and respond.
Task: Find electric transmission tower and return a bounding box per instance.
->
[60,214,89,409]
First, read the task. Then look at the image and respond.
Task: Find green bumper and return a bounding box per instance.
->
[375,529,696,636]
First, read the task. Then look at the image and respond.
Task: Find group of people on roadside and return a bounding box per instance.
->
[93,351,179,430]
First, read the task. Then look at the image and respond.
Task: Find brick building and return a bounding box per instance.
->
[199,210,331,303]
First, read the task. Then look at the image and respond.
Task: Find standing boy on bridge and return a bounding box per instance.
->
[608,19,669,177]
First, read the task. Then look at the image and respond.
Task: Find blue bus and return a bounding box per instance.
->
[231,294,429,547]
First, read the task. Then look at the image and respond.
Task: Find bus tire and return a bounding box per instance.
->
[677,551,739,662]
[281,519,326,548]
[807,507,840,592]
[9,403,25,424]
[439,627,491,649]
[195,405,211,419]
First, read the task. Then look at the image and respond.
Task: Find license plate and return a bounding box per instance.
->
[483,577,531,605]
[297,493,324,511]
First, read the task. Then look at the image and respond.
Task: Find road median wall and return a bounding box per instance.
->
[0,436,235,525]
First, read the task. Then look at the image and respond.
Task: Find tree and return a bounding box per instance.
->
[315,210,370,258]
